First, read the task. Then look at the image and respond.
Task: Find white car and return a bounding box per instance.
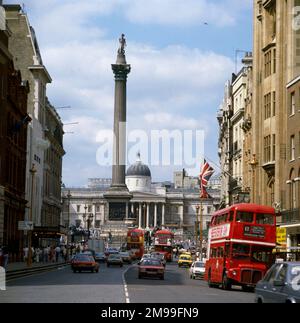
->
[189,261,206,280]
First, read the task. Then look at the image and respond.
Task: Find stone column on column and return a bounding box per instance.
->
[131,203,134,217]
[146,203,150,229]
[125,202,129,220]
[139,203,142,229]
[162,203,165,229]
[154,203,158,228]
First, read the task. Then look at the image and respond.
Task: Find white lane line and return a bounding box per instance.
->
[122,266,132,304]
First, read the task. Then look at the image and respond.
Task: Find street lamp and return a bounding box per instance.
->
[27,164,37,267]
[87,214,94,239]
[250,154,258,203]
[66,190,72,260]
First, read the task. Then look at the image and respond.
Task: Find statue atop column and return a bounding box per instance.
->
[116,33,127,65]
[118,33,126,55]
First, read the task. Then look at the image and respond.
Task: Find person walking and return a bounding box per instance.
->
[1,246,8,270]
[23,246,29,263]
[55,245,61,262]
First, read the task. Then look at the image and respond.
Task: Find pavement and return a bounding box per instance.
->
[6,260,67,272]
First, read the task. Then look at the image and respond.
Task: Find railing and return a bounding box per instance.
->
[280,208,300,225]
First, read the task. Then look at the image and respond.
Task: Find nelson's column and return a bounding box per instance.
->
[104,34,132,227]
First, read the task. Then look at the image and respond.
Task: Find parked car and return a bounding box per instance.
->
[94,252,106,263]
[255,262,300,303]
[107,254,123,267]
[138,258,165,280]
[120,252,132,264]
[189,261,206,280]
[71,254,99,273]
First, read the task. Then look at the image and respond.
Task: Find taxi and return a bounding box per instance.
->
[178,254,193,268]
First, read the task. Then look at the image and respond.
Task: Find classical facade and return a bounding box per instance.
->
[0,4,29,260]
[36,98,65,247]
[62,157,220,243]
[217,80,232,208]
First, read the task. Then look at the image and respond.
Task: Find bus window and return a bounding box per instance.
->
[232,244,250,259]
[256,213,274,225]
[225,243,230,257]
[236,212,254,223]
[219,247,224,258]
[228,211,234,222]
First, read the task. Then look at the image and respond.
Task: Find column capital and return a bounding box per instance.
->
[112,64,131,81]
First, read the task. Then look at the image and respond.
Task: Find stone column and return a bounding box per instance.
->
[162,203,165,229]
[180,205,184,228]
[139,203,142,229]
[111,46,131,190]
[154,203,158,228]
[146,203,150,229]
[125,202,129,220]
[131,203,134,217]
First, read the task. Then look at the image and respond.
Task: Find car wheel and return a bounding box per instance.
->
[190,274,193,279]
[91,269,94,273]
[138,274,142,279]
[193,275,196,280]
[120,264,123,267]
[73,269,76,273]
[160,275,164,280]
[96,269,99,273]
[79,269,82,273]
[107,264,110,267]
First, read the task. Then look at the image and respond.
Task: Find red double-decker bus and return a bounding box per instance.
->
[154,229,174,262]
[204,204,276,291]
[127,228,144,259]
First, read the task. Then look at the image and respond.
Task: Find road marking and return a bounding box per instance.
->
[122,265,132,304]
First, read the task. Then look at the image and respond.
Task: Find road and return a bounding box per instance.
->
[0,263,128,303]
[0,261,255,303]
[124,262,255,303]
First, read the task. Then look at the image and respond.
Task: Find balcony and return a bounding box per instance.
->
[280,209,300,225]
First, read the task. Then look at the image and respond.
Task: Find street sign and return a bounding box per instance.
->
[18,221,34,231]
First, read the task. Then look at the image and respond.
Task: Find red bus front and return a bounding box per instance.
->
[204,204,276,290]
[154,230,174,262]
[127,229,144,259]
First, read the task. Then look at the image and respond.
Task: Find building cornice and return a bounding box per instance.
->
[287,75,300,89]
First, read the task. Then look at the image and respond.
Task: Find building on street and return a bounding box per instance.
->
[0,4,29,260]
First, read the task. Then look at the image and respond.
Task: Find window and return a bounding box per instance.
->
[273,48,276,74]
[207,206,212,214]
[272,91,276,116]
[290,92,296,116]
[77,205,81,213]
[88,205,92,212]
[256,213,274,225]
[95,220,101,228]
[228,211,234,222]
[96,205,100,213]
[291,135,295,160]
[264,135,271,163]
[264,51,272,78]
[236,212,254,223]
[272,134,276,161]
[264,93,271,119]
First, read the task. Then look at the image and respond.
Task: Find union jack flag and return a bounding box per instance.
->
[199,159,215,199]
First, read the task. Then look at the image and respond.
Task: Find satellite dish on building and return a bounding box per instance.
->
[0,6,6,31]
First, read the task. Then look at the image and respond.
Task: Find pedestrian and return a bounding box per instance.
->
[23,246,29,262]
[35,247,41,263]
[1,246,8,270]
[55,245,61,262]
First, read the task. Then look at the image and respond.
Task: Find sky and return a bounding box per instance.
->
[4,0,253,187]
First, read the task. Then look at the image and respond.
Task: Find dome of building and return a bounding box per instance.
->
[126,153,151,177]
[126,153,151,192]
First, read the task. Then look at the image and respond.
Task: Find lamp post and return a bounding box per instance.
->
[87,214,94,240]
[250,154,258,204]
[27,164,37,267]
[66,190,72,260]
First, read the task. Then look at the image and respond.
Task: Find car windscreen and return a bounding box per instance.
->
[109,255,121,259]
[195,262,205,268]
[141,260,161,266]
[75,255,93,261]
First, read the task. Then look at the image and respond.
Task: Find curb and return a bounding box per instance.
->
[6,263,70,280]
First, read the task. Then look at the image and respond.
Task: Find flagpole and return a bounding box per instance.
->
[199,199,203,261]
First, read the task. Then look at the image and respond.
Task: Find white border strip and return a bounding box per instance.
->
[210,238,276,247]
[122,266,131,304]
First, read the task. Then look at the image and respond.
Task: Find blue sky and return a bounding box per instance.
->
[4,0,253,187]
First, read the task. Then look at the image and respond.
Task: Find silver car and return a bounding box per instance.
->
[255,262,300,303]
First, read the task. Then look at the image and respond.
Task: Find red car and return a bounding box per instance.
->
[71,254,99,273]
[138,258,165,280]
